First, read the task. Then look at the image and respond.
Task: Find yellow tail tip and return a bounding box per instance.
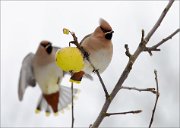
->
[35,109,41,114]
[69,79,81,84]
[45,112,50,117]
[54,112,59,116]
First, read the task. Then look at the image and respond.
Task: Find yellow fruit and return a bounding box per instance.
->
[55,47,84,72]
[63,28,70,35]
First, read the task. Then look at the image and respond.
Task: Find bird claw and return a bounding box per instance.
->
[69,41,76,47]
[92,69,99,73]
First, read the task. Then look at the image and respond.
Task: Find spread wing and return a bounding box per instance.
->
[35,86,79,114]
[18,53,36,101]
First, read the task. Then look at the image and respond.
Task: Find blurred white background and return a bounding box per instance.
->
[1,1,179,127]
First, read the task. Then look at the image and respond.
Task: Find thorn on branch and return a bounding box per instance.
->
[105,110,142,117]
[125,44,132,58]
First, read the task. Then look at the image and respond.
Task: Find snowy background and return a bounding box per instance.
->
[1,1,179,127]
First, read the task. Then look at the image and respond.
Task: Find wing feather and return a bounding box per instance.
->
[18,53,36,101]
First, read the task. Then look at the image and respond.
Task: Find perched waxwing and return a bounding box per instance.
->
[70,18,114,83]
[18,41,80,115]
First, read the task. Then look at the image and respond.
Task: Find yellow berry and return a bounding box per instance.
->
[63,28,70,35]
[55,47,84,72]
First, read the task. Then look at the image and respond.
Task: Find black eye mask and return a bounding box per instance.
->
[46,45,53,54]
[105,33,113,40]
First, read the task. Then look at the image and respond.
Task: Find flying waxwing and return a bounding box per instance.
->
[18,41,81,115]
[70,18,114,83]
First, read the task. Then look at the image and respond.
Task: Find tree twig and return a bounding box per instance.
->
[144,28,180,56]
[105,110,142,117]
[94,69,110,99]
[121,86,156,94]
[71,82,74,128]
[91,1,176,127]
[144,0,175,43]
[149,70,160,128]
[124,44,132,58]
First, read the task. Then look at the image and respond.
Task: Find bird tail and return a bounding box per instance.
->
[69,71,85,84]
[35,85,80,116]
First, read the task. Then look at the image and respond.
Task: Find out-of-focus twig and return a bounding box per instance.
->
[71,82,74,128]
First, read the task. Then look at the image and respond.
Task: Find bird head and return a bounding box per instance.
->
[95,18,114,40]
[40,41,53,54]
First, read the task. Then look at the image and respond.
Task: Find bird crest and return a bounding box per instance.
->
[99,18,112,32]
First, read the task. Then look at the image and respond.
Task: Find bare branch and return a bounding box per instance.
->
[91,1,175,127]
[94,70,110,99]
[149,70,160,128]
[69,32,88,58]
[71,82,74,128]
[144,28,180,56]
[144,0,175,43]
[121,86,156,94]
[105,110,142,117]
